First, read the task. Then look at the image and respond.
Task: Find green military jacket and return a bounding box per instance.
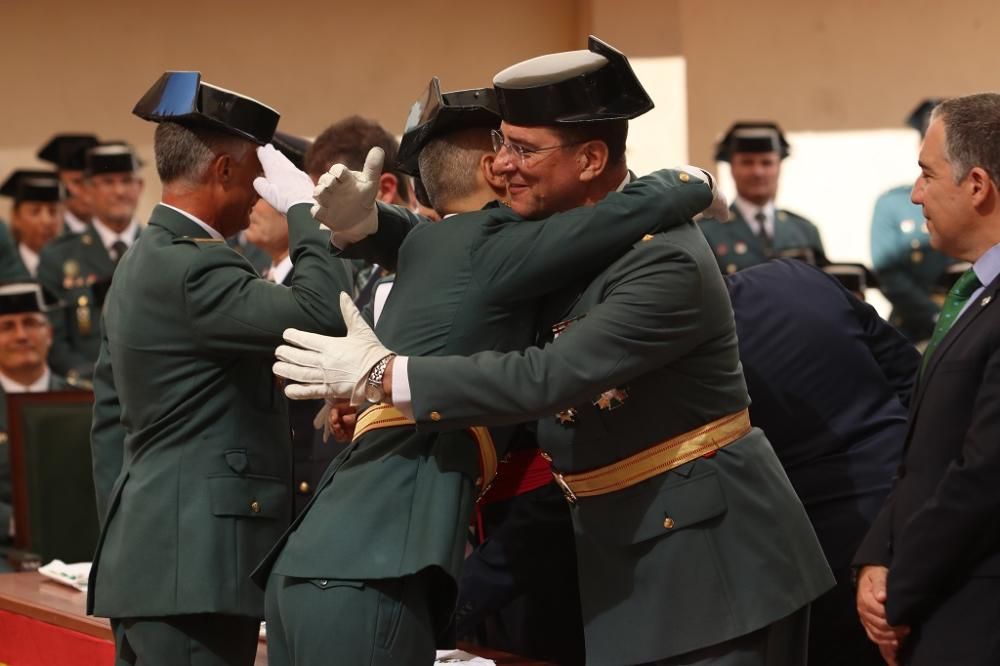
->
[87,203,352,620]
[698,203,825,274]
[37,223,128,380]
[0,373,76,546]
[255,171,714,633]
[406,222,834,664]
[0,222,30,282]
[871,184,955,342]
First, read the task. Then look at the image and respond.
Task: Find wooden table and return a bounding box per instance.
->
[0,572,550,665]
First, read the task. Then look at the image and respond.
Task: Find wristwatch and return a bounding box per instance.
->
[365,354,396,403]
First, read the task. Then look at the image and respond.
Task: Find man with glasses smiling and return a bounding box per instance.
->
[275,36,833,666]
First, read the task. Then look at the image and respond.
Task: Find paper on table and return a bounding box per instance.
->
[38,560,91,592]
[434,649,496,665]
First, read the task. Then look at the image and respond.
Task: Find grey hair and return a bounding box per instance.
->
[417,128,493,213]
[153,122,253,185]
[933,93,1000,186]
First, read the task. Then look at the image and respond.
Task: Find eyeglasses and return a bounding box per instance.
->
[490,129,583,166]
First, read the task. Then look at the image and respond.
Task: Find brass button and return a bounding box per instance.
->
[726,264,738,274]
[298,481,310,494]
[429,411,442,421]
[250,501,261,514]
[77,295,89,307]
[663,517,675,529]
[678,172,690,182]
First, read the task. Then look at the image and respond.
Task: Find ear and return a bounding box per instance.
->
[577,141,610,183]
[211,153,234,186]
[480,153,507,197]
[967,166,995,208]
[377,173,401,204]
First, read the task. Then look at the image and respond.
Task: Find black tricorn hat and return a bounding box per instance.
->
[0,281,60,314]
[0,170,63,202]
[715,122,790,162]
[492,35,653,126]
[132,71,279,145]
[37,134,99,171]
[906,98,943,137]
[85,142,143,176]
[272,131,312,171]
[396,78,500,176]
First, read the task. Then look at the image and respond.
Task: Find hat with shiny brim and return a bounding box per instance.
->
[492,35,653,126]
[0,170,63,202]
[132,71,279,145]
[85,142,143,176]
[0,282,61,314]
[396,77,500,176]
[272,131,312,171]
[715,122,790,162]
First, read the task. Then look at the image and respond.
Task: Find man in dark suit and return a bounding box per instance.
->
[87,72,348,666]
[727,259,918,666]
[274,38,832,666]
[259,75,721,665]
[37,142,143,381]
[855,93,1000,666]
[699,122,826,274]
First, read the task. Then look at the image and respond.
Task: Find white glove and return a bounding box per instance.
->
[677,165,729,222]
[274,292,394,403]
[253,144,316,214]
[310,147,384,245]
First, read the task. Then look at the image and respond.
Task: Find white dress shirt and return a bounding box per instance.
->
[733,196,776,238]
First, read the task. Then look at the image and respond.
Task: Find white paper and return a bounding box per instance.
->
[434,649,496,665]
[38,560,91,592]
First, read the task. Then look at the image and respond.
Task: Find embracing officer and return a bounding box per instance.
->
[86,71,348,666]
[699,122,826,274]
[37,142,143,381]
[275,37,834,666]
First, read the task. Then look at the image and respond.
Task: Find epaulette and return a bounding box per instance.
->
[172,236,226,246]
[64,371,94,391]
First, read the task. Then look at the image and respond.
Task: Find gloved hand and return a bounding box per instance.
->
[253,144,316,214]
[311,146,384,245]
[677,165,729,222]
[274,292,394,403]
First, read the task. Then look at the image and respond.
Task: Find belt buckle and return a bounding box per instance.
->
[552,472,578,505]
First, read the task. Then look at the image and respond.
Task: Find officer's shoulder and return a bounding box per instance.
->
[42,230,86,255]
[777,209,817,227]
[172,236,227,249]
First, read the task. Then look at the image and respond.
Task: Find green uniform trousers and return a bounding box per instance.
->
[641,607,809,666]
[111,614,259,666]
[265,570,439,666]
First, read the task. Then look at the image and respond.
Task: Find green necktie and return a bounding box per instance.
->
[922,268,982,370]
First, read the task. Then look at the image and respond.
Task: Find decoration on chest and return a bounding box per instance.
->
[555,407,578,426]
[75,295,92,335]
[593,386,629,411]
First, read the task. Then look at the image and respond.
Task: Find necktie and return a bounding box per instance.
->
[922,268,982,370]
[111,240,128,264]
[754,211,772,257]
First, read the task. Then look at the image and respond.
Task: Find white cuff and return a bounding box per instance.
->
[392,356,414,419]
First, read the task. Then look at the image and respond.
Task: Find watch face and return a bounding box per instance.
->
[365,383,383,403]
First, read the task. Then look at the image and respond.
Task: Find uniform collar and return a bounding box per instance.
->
[18,243,40,277]
[0,366,50,393]
[734,196,775,235]
[158,203,224,240]
[91,217,139,253]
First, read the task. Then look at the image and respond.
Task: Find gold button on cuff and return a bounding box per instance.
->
[250,501,261,514]
[429,411,442,422]
[298,481,310,494]
[679,172,690,182]
[663,517,675,529]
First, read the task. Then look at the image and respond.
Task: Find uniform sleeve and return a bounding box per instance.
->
[407,241,709,428]
[184,203,351,353]
[336,203,426,272]
[885,347,1000,625]
[90,322,125,523]
[473,170,712,303]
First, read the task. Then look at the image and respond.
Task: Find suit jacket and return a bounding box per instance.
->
[37,224,129,379]
[254,172,715,632]
[870,185,956,342]
[855,270,1000,639]
[406,227,834,664]
[727,259,916,569]
[698,203,825,274]
[87,203,350,620]
[0,373,76,545]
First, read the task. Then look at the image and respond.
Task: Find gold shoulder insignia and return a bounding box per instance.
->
[777,211,789,222]
[641,234,654,242]
[81,233,94,246]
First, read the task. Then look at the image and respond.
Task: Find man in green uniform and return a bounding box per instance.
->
[1,170,64,278]
[870,98,956,343]
[256,48,725,664]
[699,122,826,274]
[86,71,350,666]
[276,37,834,666]
[0,282,78,572]
[0,224,27,282]
[37,142,143,381]
[36,133,100,235]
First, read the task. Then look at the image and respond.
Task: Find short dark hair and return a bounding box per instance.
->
[304,115,409,202]
[417,128,493,212]
[153,122,251,185]
[554,119,629,166]
[934,94,1000,187]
